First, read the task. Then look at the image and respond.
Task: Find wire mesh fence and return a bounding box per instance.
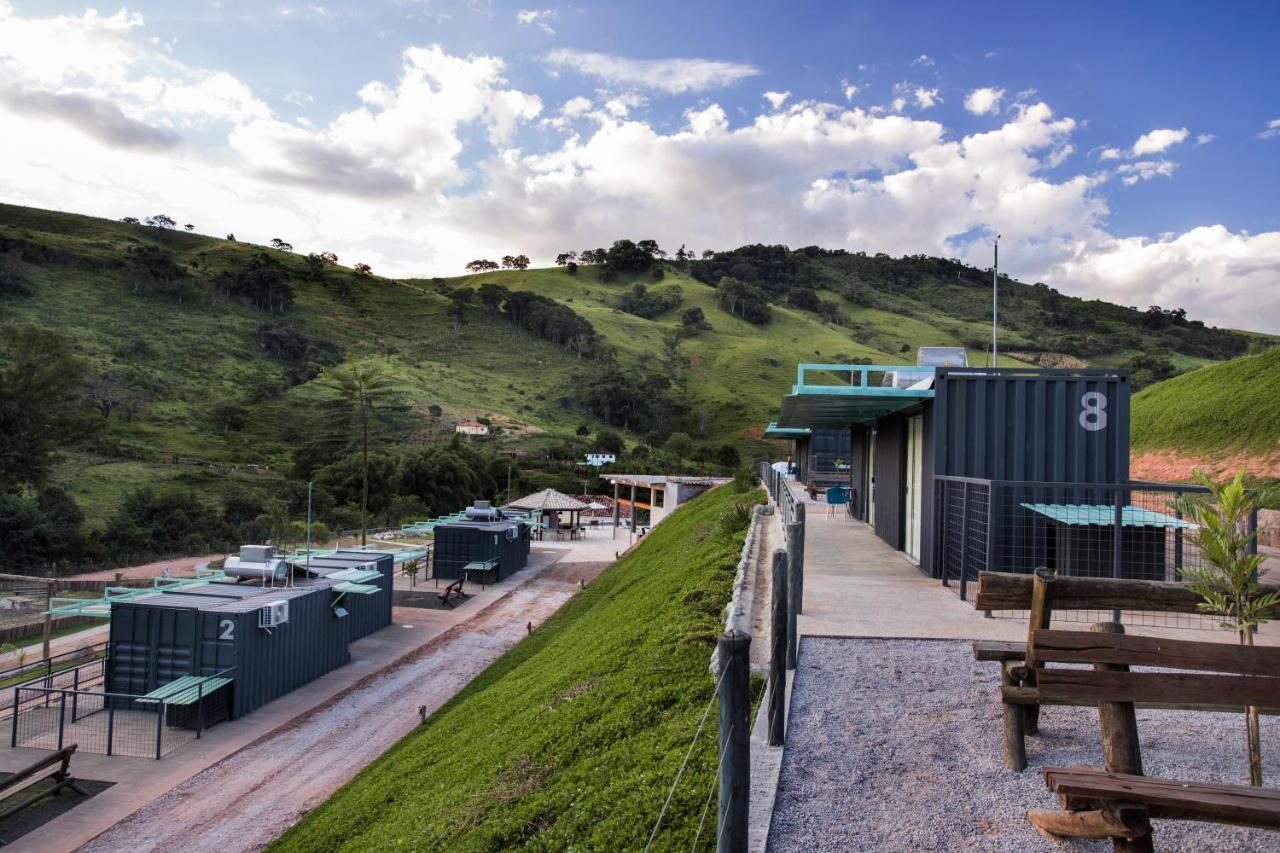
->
[934,476,1246,629]
[9,660,233,758]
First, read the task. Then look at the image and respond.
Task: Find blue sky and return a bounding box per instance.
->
[3,0,1279,330]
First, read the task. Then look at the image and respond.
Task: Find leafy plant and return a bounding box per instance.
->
[1177,469,1280,786]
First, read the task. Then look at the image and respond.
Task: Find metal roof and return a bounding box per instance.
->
[1020,503,1196,529]
[605,474,732,487]
[776,363,934,428]
[762,422,811,438]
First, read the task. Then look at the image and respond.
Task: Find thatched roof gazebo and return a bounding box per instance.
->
[506,489,591,538]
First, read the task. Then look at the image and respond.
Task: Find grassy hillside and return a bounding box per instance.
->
[273,483,762,852]
[1,202,1267,531]
[1131,347,1280,455]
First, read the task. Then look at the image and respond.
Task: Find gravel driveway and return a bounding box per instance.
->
[767,636,1278,852]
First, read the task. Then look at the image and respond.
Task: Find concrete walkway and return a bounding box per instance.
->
[790,479,1279,646]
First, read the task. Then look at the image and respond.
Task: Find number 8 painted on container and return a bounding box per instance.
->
[1079,391,1107,431]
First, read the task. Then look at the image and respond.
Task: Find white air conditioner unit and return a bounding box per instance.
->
[259,600,289,628]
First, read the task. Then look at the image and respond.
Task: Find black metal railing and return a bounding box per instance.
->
[9,661,234,759]
[933,476,1244,628]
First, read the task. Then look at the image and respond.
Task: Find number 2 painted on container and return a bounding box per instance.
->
[1079,391,1107,431]
[219,619,235,641]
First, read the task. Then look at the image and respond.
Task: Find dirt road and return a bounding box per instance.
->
[67,553,224,582]
[81,559,607,853]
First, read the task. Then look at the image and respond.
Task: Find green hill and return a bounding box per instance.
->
[0,201,1268,568]
[273,482,761,852]
[1131,347,1280,457]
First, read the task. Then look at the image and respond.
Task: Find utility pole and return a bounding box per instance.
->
[992,234,1001,368]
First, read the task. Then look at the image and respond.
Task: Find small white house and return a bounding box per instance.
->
[583,451,617,467]
[455,421,489,436]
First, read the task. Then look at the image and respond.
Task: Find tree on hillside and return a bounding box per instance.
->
[715,275,771,324]
[511,254,530,270]
[665,432,694,459]
[315,362,404,546]
[0,328,99,492]
[270,238,294,252]
[701,249,715,260]
[1178,471,1280,786]
[579,248,607,265]
[594,429,624,455]
[556,251,578,267]
[121,216,140,224]
[144,214,176,229]
[466,259,500,273]
[184,223,195,232]
[447,293,468,341]
[354,263,372,275]
[476,283,509,310]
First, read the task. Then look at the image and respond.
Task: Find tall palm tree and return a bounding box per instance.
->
[316,362,403,546]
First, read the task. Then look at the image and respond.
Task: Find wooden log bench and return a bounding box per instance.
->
[1009,624,1280,850]
[1030,767,1280,848]
[972,568,1280,770]
[0,744,89,825]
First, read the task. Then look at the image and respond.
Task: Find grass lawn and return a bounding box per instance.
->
[272,483,764,852]
[1131,347,1280,454]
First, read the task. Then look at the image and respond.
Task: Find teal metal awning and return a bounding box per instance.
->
[1020,503,1196,529]
[776,363,935,428]
[762,422,811,439]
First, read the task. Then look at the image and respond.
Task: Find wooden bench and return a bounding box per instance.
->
[1030,767,1280,848]
[1015,626,1280,850]
[437,577,466,607]
[0,744,89,825]
[972,568,1280,770]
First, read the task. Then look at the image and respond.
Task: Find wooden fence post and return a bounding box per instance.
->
[785,525,801,670]
[717,630,750,853]
[768,550,788,746]
[792,502,806,615]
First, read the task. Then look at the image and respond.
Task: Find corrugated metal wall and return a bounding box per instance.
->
[433,522,529,580]
[305,552,395,641]
[848,425,869,521]
[202,588,349,719]
[872,416,905,549]
[932,368,1130,483]
[808,429,852,475]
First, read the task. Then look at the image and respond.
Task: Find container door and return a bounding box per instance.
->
[904,415,924,561]
[867,431,877,527]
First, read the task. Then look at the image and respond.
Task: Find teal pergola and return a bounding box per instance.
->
[775,363,935,428]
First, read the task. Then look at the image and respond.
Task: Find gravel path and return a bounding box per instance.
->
[767,637,1279,852]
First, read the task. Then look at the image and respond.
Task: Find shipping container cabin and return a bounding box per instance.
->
[775,363,1131,579]
[107,579,355,719]
[286,551,394,642]
[762,424,849,485]
[432,520,531,582]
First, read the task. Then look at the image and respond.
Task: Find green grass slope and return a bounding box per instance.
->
[2,201,1270,523]
[1131,347,1280,455]
[273,484,762,852]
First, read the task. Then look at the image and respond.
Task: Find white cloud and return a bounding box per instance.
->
[1258,119,1280,140]
[0,3,1277,333]
[913,87,940,109]
[603,91,646,117]
[841,81,858,101]
[285,90,313,106]
[964,87,1004,115]
[1114,159,1177,187]
[1194,133,1215,145]
[984,50,998,59]
[910,54,934,67]
[1131,127,1188,156]
[515,8,554,34]
[1098,147,1124,161]
[544,48,761,93]
[763,90,790,110]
